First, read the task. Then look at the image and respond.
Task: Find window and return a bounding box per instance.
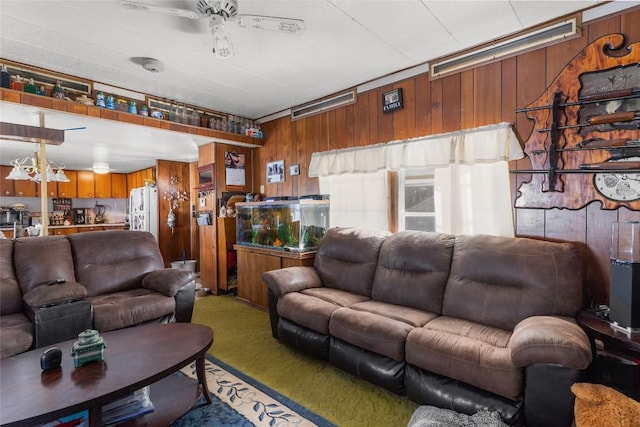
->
[398,169,435,232]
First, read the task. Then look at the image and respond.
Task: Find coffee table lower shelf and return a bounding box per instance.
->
[120,374,200,426]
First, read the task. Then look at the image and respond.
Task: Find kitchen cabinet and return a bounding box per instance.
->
[0,166,15,196]
[36,181,58,198]
[127,168,155,195]
[111,174,127,198]
[52,227,78,236]
[14,179,36,197]
[76,226,104,232]
[94,173,112,198]
[57,170,77,198]
[77,171,95,198]
[0,162,35,197]
[234,245,316,309]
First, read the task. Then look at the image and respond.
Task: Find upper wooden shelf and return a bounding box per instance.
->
[0,88,264,147]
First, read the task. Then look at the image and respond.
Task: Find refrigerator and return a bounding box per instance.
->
[129,186,159,241]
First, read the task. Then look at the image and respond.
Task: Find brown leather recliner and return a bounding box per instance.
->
[263,227,593,427]
[0,230,196,359]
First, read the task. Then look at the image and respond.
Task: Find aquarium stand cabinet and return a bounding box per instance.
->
[233,245,316,309]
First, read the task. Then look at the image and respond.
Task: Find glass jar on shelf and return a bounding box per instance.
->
[189,109,200,126]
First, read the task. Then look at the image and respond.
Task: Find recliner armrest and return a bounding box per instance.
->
[509,315,592,369]
[262,266,323,297]
[141,268,195,297]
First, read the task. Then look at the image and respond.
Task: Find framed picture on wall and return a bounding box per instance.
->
[267,160,285,183]
[382,88,403,113]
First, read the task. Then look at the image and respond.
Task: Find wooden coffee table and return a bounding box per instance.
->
[0,322,213,427]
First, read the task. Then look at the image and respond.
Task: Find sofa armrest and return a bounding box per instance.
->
[23,281,87,308]
[141,268,195,297]
[509,316,592,369]
[262,266,323,298]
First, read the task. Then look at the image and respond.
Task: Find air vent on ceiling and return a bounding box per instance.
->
[430,15,581,80]
[292,90,357,120]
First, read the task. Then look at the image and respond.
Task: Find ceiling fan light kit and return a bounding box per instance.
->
[116,0,305,58]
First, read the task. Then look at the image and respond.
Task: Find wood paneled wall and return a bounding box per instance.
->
[254,7,640,307]
[156,159,193,267]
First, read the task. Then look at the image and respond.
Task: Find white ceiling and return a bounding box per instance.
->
[0,0,636,174]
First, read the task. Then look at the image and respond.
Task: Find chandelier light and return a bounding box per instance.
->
[5,150,70,183]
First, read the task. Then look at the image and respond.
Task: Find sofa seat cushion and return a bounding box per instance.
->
[0,313,33,359]
[349,300,438,327]
[406,316,522,401]
[278,288,367,334]
[329,306,415,361]
[88,288,175,332]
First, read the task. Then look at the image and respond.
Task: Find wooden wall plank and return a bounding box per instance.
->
[622,8,640,41]
[545,32,588,86]
[334,107,348,149]
[514,208,545,239]
[441,74,461,132]
[585,202,617,305]
[345,103,355,147]
[588,15,621,42]
[473,62,502,126]
[515,49,546,142]
[415,74,432,136]
[394,80,416,140]
[430,79,443,134]
[280,113,293,197]
[368,91,379,143]
[460,70,474,129]
[294,118,308,195]
[305,115,323,195]
[354,92,370,146]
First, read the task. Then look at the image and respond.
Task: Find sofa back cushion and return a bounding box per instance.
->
[13,235,77,295]
[442,234,583,331]
[371,231,454,313]
[0,239,22,316]
[68,231,164,297]
[314,227,389,297]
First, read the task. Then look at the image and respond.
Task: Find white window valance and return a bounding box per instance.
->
[308,122,524,177]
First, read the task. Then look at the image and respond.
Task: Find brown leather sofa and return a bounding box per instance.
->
[0,230,196,359]
[263,227,593,427]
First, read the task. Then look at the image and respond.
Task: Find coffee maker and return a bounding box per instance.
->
[609,221,640,333]
[73,208,91,225]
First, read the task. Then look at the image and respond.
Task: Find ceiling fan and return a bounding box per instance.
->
[116,0,306,59]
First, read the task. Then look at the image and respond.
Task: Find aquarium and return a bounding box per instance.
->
[236,198,329,252]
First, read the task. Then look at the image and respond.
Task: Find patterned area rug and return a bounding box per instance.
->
[172,354,335,426]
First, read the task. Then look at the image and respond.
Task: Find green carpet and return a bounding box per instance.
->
[191,294,418,427]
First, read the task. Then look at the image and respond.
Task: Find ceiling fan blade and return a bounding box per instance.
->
[234,14,306,34]
[210,17,234,59]
[115,0,201,20]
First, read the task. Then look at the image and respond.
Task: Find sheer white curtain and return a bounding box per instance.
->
[435,161,515,236]
[309,123,524,236]
[319,171,389,230]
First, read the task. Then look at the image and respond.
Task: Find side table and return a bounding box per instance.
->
[577,310,640,400]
